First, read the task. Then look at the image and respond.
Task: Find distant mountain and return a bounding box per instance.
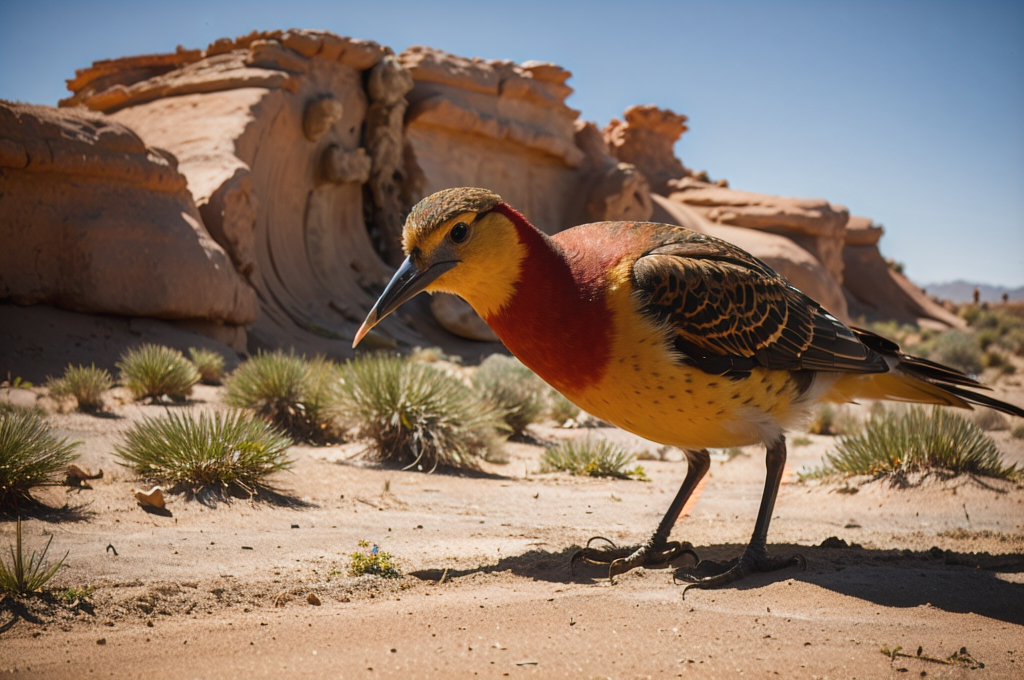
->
[919,280,1024,304]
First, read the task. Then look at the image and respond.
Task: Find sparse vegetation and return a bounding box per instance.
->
[60,584,95,604]
[929,330,984,375]
[47,363,112,411]
[0,518,67,596]
[188,347,226,384]
[0,410,80,510]
[115,409,293,496]
[1012,424,1024,440]
[961,302,1024,356]
[541,437,648,480]
[807,404,860,436]
[339,353,505,471]
[473,355,546,436]
[547,389,581,425]
[808,406,1018,482]
[118,344,200,401]
[348,540,400,578]
[224,350,343,441]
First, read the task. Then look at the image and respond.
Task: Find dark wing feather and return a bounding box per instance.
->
[632,231,887,377]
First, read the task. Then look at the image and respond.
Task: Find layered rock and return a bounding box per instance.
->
[603,105,689,195]
[400,47,651,234]
[841,216,964,329]
[0,101,257,344]
[666,177,849,289]
[66,30,425,355]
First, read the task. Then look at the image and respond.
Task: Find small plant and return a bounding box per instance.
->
[547,389,581,425]
[809,406,1018,482]
[791,436,813,447]
[225,351,342,441]
[348,540,400,578]
[340,353,505,471]
[0,518,67,595]
[473,355,546,436]
[541,437,648,480]
[0,410,80,509]
[60,584,94,604]
[188,347,226,384]
[118,344,200,400]
[1012,424,1024,440]
[115,410,293,495]
[47,364,112,411]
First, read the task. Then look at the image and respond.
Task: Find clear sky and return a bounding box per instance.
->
[2,0,1022,287]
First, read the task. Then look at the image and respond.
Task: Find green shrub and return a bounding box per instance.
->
[929,331,984,375]
[188,347,226,384]
[339,353,504,471]
[547,389,581,425]
[0,410,80,510]
[1012,424,1024,440]
[118,344,200,400]
[541,437,647,480]
[47,364,112,411]
[225,351,343,442]
[812,406,1017,482]
[0,518,67,596]
[473,355,546,435]
[115,409,293,495]
[348,541,400,578]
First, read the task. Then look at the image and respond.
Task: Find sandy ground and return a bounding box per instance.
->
[2,377,1024,679]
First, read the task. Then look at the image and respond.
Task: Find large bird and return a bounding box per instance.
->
[354,187,1024,589]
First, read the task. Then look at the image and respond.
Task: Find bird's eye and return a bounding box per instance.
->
[449,222,470,244]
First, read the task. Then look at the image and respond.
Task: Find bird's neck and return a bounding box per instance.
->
[483,204,613,393]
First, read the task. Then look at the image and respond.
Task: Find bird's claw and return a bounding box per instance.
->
[571,536,698,582]
[675,547,804,596]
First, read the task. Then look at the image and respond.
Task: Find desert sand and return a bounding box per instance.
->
[2,377,1023,679]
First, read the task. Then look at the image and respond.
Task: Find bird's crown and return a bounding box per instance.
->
[402,187,502,254]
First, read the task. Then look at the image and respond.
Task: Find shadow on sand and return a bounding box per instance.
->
[410,540,1024,626]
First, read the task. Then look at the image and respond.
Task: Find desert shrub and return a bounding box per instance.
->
[339,353,504,471]
[188,347,226,384]
[927,330,984,375]
[963,304,1024,355]
[0,410,80,510]
[473,355,546,436]
[811,406,1017,482]
[225,351,343,442]
[972,408,1009,432]
[1012,424,1024,440]
[807,404,860,436]
[115,409,293,495]
[547,389,581,425]
[348,541,400,578]
[47,364,112,411]
[118,344,200,400]
[0,518,67,596]
[541,437,647,480]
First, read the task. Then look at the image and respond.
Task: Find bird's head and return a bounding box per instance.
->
[353,187,528,347]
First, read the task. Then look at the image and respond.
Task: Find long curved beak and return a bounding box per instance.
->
[353,255,458,348]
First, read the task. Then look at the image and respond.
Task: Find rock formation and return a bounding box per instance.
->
[0,29,962,379]
[0,101,257,350]
[841,216,964,329]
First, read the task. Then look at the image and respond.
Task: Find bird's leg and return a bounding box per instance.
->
[676,437,804,592]
[571,449,709,580]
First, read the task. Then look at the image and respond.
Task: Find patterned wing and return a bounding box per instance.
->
[631,231,887,376]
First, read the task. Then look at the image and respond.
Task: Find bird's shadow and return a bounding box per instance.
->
[410,541,1024,626]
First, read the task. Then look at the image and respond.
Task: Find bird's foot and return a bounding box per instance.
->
[674,545,804,595]
[571,536,698,582]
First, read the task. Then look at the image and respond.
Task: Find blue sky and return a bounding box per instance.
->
[2,0,1022,287]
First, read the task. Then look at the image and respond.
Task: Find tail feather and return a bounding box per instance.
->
[830,327,1024,418]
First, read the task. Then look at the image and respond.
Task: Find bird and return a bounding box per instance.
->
[353,186,1024,590]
